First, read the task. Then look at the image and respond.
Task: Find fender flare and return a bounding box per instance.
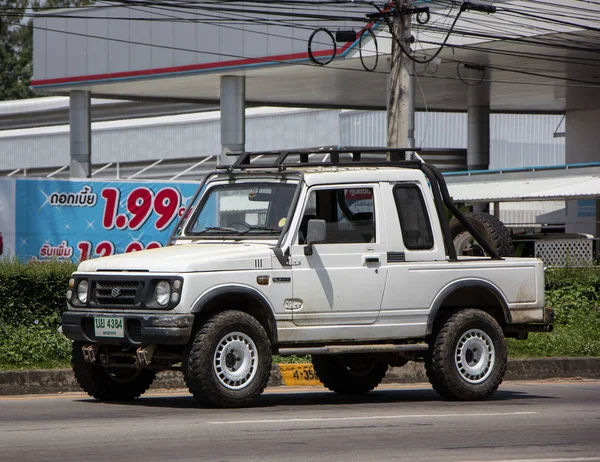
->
[426,279,512,335]
[191,284,277,340]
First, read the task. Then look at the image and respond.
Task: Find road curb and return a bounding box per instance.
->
[1,357,599,396]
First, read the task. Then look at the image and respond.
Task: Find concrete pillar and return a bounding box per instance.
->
[467,79,491,171]
[220,76,246,166]
[69,90,92,178]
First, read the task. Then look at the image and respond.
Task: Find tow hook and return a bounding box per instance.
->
[136,345,156,367]
[82,344,100,363]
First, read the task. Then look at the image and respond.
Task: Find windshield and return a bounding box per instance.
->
[186,182,297,237]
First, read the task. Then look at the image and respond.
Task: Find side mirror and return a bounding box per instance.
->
[304,219,326,256]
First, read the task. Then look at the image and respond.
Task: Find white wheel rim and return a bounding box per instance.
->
[213,331,258,390]
[454,231,485,256]
[455,328,495,384]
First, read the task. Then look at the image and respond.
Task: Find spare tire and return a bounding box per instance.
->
[449,212,514,257]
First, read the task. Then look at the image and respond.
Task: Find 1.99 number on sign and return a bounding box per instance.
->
[101,187,186,231]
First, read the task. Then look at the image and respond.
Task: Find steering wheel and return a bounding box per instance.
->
[226,221,251,231]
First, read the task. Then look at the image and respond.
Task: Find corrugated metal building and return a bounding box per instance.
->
[0,101,566,226]
[0,105,565,171]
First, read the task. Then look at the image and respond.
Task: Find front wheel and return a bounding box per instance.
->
[312,354,388,395]
[425,309,507,401]
[71,342,156,401]
[183,310,272,408]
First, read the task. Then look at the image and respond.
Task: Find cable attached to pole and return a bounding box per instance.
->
[307,27,337,66]
[359,27,379,71]
[457,62,486,86]
[369,1,496,65]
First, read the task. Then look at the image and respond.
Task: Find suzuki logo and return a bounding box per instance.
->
[111,287,121,298]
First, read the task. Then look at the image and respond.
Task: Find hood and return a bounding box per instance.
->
[77,243,274,273]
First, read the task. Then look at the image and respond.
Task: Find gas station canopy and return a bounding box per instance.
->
[31,0,600,112]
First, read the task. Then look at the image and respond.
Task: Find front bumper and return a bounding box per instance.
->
[61,311,194,345]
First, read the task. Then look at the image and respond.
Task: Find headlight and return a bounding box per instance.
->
[155,281,171,306]
[76,280,89,304]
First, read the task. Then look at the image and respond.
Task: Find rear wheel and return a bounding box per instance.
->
[312,354,388,395]
[425,309,507,400]
[71,342,156,401]
[183,310,272,408]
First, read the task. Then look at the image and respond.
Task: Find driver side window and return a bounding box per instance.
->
[298,188,375,244]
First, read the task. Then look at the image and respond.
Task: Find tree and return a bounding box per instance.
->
[0,0,33,100]
[0,0,92,101]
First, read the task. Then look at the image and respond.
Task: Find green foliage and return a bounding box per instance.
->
[545,286,599,326]
[0,324,71,367]
[0,258,76,326]
[1,261,600,369]
[0,0,34,100]
[0,259,76,368]
[545,265,600,290]
[0,0,94,101]
[508,266,600,358]
[507,324,600,358]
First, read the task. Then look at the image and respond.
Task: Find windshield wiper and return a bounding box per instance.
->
[239,226,282,235]
[194,226,240,235]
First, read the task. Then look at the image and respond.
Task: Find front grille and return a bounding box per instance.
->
[92,281,141,307]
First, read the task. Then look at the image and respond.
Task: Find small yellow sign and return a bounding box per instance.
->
[279,364,322,387]
[278,217,287,228]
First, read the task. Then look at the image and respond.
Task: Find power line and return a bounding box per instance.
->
[6,0,598,91]
[25,22,392,78]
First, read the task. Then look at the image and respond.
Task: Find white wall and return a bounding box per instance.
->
[565,108,600,234]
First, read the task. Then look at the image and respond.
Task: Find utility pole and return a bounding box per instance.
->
[384,1,495,160]
[387,0,412,159]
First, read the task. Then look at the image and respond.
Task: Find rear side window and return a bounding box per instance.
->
[393,185,434,250]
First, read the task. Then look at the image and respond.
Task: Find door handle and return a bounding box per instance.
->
[364,256,380,264]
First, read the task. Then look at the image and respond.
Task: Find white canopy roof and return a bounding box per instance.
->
[447,171,600,202]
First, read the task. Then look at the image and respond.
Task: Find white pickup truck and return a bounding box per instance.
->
[62,148,553,407]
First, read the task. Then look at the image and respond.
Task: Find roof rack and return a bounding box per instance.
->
[172,145,502,262]
[216,146,423,171]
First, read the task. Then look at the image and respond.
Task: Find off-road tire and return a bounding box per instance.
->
[450,212,514,257]
[183,310,272,408]
[425,309,507,401]
[71,341,156,401]
[312,354,388,395]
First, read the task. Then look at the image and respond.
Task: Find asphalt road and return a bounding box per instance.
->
[1,381,599,462]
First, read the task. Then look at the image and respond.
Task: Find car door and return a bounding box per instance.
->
[290,184,387,326]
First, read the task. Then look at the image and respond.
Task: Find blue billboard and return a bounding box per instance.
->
[11,179,198,262]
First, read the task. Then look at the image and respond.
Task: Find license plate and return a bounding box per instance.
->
[94,316,124,338]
